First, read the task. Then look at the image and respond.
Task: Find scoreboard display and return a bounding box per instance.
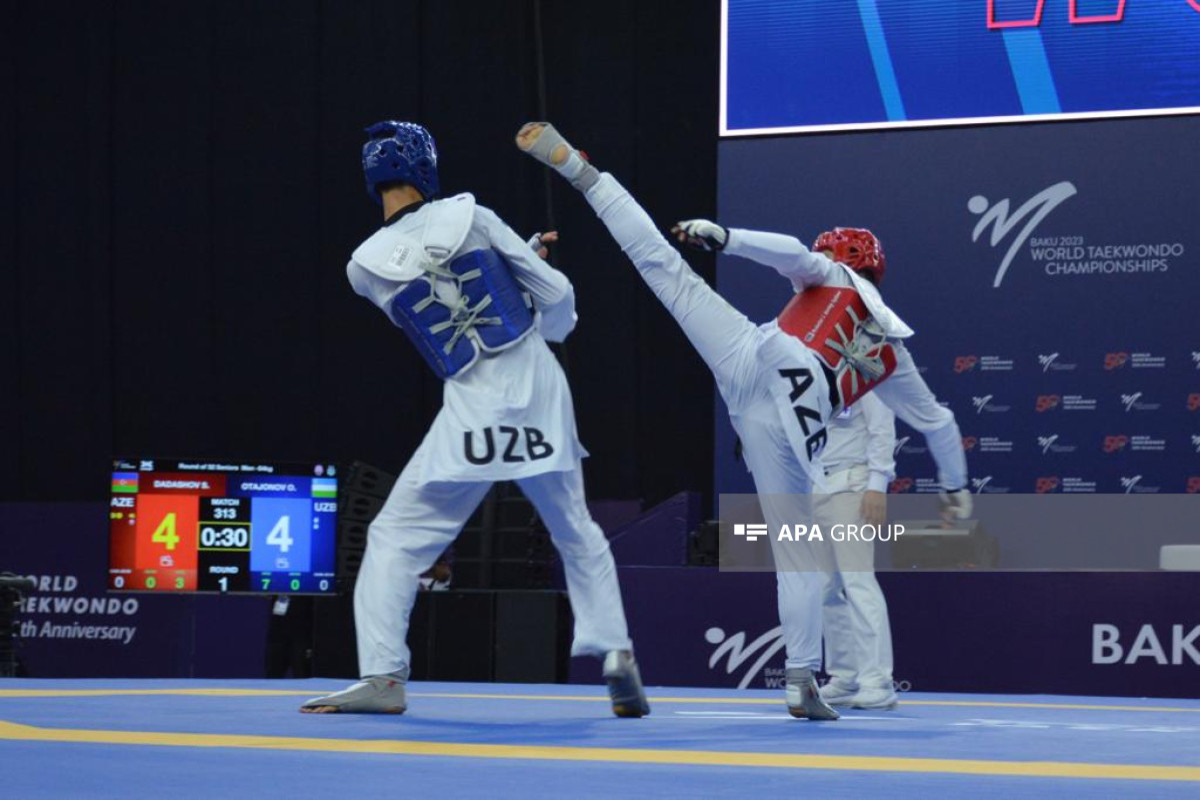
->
[109,458,339,594]
[722,0,1200,135]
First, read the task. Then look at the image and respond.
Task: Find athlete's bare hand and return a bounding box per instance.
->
[860,490,887,527]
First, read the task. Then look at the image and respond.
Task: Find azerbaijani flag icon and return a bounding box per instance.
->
[312,478,337,499]
[111,472,139,494]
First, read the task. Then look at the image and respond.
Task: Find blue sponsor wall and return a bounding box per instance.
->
[603,566,1200,699]
[715,114,1200,498]
[693,27,1200,697]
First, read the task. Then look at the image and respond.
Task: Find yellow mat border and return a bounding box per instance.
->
[0,719,1195,782]
[1,688,1198,714]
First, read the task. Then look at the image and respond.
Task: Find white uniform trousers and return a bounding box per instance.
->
[354,444,633,677]
[815,465,895,690]
[584,172,826,670]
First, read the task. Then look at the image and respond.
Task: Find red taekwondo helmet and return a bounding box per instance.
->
[812,227,886,284]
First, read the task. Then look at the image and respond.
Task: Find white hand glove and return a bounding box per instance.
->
[939,488,973,522]
[671,219,728,252]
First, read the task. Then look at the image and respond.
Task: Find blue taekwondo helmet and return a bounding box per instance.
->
[362,120,440,204]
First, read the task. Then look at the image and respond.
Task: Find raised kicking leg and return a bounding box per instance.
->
[520,123,835,720]
[517,123,760,406]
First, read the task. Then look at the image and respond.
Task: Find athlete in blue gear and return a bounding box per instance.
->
[301,122,648,718]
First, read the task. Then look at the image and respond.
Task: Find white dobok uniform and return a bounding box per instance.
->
[582,172,965,670]
[346,194,632,677]
[817,393,896,692]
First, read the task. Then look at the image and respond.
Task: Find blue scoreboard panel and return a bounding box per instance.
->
[109,458,339,595]
[722,0,1200,135]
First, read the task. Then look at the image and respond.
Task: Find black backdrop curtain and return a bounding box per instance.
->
[0,0,718,506]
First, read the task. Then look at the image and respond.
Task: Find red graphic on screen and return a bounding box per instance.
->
[134,494,198,590]
[988,0,1046,28]
[988,0,1134,28]
[955,356,978,373]
[1187,477,1200,494]
[137,473,226,496]
[962,436,978,451]
[1069,0,1127,24]
[1188,393,1200,411]
[889,477,915,494]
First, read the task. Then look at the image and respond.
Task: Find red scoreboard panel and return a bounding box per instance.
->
[109,458,338,594]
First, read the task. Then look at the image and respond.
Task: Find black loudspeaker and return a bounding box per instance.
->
[0,574,36,678]
[891,520,999,570]
[311,590,571,683]
[494,591,571,683]
[335,462,397,585]
[340,493,386,523]
[341,462,395,499]
[311,593,358,678]
[687,520,720,566]
[423,592,496,682]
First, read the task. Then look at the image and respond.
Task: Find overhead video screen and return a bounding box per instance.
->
[721,0,1200,135]
[109,458,338,594]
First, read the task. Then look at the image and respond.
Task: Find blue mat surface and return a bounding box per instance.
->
[3,679,1198,798]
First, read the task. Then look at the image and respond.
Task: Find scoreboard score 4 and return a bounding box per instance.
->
[109,459,338,595]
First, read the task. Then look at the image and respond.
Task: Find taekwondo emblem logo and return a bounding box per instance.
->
[1038,352,1077,373]
[893,436,910,456]
[1120,392,1160,413]
[971,475,1010,494]
[973,395,1010,414]
[1193,352,1200,369]
[1038,435,1058,454]
[969,181,1077,288]
[733,523,768,543]
[705,626,787,690]
[1193,435,1200,454]
[1120,475,1161,494]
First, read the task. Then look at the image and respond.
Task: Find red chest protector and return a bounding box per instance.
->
[777,286,898,412]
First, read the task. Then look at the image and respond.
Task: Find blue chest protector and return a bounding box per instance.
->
[389,247,535,379]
